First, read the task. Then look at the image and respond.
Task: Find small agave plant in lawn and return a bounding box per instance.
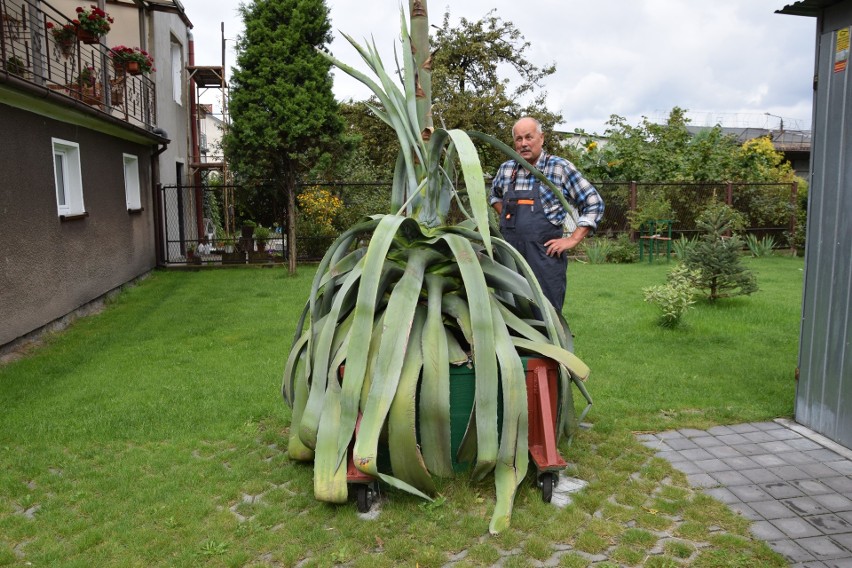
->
[283,0,591,534]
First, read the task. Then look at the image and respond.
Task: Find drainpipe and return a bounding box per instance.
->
[188,33,204,240]
[152,133,170,266]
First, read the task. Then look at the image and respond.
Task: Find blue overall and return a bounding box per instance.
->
[499,162,567,311]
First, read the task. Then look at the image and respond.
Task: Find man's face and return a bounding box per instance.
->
[513,119,544,163]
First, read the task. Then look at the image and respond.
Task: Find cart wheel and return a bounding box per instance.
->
[538,472,556,503]
[356,484,374,513]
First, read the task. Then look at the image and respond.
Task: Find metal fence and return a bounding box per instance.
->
[0,0,157,131]
[159,180,800,265]
[595,181,799,243]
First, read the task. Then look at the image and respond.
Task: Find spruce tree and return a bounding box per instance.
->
[684,203,758,301]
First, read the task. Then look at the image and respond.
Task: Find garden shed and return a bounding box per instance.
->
[779,0,852,450]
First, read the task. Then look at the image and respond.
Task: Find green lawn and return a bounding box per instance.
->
[0,257,802,567]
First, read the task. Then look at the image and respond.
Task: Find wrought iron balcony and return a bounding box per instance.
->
[0,0,157,132]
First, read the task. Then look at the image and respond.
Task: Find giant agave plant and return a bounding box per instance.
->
[283,0,592,534]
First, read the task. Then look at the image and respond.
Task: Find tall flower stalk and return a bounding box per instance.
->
[283,0,591,534]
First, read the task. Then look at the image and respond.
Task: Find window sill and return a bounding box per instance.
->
[59,212,89,222]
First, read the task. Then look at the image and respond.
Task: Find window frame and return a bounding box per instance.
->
[52,138,85,218]
[123,153,143,212]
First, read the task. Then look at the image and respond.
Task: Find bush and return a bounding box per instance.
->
[643,264,699,327]
[607,233,637,264]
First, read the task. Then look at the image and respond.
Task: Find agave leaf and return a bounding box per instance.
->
[445,129,492,258]
[282,328,309,406]
[388,307,436,494]
[354,247,439,477]
[488,300,528,534]
[286,334,314,462]
[511,337,590,382]
[313,374,348,503]
[419,273,454,477]
[441,233,498,480]
[336,215,411,465]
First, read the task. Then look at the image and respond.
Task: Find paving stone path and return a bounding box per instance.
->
[639,419,852,568]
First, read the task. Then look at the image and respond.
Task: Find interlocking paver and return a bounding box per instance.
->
[716,433,750,445]
[705,487,741,505]
[800,463,843,477]
[806,449,847,462]
[823,476,852,493]
[775,465,812,481]
[729,501,762,521]
[686,473,718,488]
[679,448,715,461]
[707,425,737,436]
[706,445,742,459]
[751,499,801,520]
[751,520,787,540]
[655,450,687,463]
[806,514,852,535]
[784,496,831,516]
[694,458,732,473]
[723,456,761,470]
[760,440,798,453]
[692,436,725,448]
[710,470,752,486]
[772,517,825,539]
[743,430,778,443]
[729,484,775,503]
[790,479,835,496]
[768,539,817,562]
[664,437,699,450]
[752,453,789,467]
[679,428,709,438]
[798,536,851,560]
[811,493,852,512]
[729,423,760,433]
[741,467,782,484]
[826,461,852,475]
[760,481,806,499]
[783,451,820,466]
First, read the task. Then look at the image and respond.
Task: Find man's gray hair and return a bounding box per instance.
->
[512,116,543,137]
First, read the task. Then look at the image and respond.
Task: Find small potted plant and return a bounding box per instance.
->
[253,225,272,252]
[71,65,101,104]
[46,22,78,57]
[73,5,113,44]
[6,55,26,77]
[109,45,155,75]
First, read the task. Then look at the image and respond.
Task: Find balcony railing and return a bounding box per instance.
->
[0,0,157,131]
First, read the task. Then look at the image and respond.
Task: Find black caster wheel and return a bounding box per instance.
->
[356,483,375,513]
[538,472,556,503]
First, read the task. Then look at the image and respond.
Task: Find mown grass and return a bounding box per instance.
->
[0,256,802,566]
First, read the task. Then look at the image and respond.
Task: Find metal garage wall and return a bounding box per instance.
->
[796,3,852,449]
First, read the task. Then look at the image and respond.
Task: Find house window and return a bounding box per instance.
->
[171,42,182,104]
[52,138,85,217]
[123,153,142,211]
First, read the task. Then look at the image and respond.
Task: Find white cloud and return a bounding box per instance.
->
[181,0,817,134]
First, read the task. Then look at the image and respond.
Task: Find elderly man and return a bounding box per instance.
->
[490,116,604,311]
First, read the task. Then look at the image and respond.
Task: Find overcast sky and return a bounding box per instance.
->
[181,0,817,135]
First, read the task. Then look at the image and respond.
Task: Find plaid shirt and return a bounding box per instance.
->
[490,153,604,231]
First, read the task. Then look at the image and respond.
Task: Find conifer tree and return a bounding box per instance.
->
[684,203,758,301]
[224,0,343,273]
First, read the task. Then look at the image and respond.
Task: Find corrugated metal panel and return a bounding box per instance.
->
[796,3,852,450]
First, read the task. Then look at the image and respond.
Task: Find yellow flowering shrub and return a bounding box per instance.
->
[297,186,343,235]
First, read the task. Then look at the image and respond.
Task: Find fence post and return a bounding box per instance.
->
[790,180,799,255]
[629,181,637,240]
[725,181,733,206]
